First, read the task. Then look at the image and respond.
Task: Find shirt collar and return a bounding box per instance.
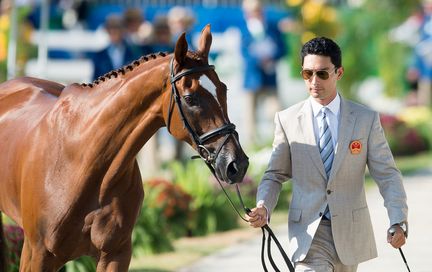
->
[310,93,341,118]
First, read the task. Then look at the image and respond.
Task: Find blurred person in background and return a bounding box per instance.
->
[123,7,152,56]
[412,0,432,106]
[389,2,430,106]
[143,15,174,54]
[58,0,88,29]
[240,0,287,145]
[246,37,408,272]
[91,14,136,80]
[167,6,196,49]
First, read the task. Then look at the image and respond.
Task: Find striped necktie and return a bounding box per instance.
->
[319,107,334,179]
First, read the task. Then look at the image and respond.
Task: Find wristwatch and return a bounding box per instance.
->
[399,222,407,232]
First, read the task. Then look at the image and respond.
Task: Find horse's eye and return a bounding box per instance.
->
[183,95,194,105]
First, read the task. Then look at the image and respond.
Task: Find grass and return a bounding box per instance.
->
[394,151,432,175]
[365,151,432,184]
[131,151,432,272]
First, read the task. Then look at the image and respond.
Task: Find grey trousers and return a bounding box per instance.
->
[294,220,358,272]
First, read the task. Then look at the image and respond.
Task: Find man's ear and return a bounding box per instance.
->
[337,67,344,80]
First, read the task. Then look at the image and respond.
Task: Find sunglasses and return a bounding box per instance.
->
[301,68,337,80]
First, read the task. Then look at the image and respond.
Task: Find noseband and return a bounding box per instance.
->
[167,57,237,166]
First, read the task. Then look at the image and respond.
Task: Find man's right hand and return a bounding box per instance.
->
[245,205,268,228]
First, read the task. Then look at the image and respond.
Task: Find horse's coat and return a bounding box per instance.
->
[0,25,248,271]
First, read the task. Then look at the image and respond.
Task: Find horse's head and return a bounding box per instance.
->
[163,25,248,184]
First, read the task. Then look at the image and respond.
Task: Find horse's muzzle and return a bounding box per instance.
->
[215,150,249,184]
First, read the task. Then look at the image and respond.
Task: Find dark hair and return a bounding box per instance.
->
[123,8,144,25]
[301,37,342,68]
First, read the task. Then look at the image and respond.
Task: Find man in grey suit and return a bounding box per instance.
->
[246,37,408,271]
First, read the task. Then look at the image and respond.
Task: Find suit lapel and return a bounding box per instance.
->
[297,100,327,179]
[329,98,356,182]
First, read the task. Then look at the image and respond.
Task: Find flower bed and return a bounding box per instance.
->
[380,106,432,156]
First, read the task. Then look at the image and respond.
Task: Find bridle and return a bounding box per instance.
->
[167,57,237,169]
[167,57,294,272]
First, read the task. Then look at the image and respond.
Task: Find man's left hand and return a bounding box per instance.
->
[387,225,406,249]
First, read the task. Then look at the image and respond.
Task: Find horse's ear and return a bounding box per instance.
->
[198,24,212,59]
[174,33,188,66]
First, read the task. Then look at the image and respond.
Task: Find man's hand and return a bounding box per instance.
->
[245,205,267,228]
[387,225,406,248]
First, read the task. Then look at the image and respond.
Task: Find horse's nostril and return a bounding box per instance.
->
[227,161,239,179]
[224,158,248,184]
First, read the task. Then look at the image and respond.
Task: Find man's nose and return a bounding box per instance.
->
[311,74,319,83]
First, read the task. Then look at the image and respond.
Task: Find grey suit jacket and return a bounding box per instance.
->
[257,97,408,265]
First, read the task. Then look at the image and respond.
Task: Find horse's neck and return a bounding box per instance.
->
[90,62,167,143]
[53,57,169,185]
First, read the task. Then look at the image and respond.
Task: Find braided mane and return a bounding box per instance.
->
[81,52,168,88]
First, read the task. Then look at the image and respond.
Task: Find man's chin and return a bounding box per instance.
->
[310,91,321,98]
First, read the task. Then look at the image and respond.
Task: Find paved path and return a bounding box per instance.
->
[178,169,432,272]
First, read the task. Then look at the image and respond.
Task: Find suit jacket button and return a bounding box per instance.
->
[319,212,323,216]
[327,190,332,195]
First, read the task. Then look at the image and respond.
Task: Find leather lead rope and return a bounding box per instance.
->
[201,157,294,272]
[398,248,411,272]
[236,187,295,272]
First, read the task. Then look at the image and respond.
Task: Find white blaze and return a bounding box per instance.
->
[199,75,220,106]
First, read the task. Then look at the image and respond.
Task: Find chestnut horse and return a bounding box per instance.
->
[0,25,248,271]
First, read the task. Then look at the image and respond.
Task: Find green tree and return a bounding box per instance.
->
[337,0,420,98]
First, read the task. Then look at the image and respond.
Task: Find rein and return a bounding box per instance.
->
[214,171,295,272]
[167,57,294,271]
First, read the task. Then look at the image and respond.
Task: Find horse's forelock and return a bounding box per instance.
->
[188,51,206,63]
